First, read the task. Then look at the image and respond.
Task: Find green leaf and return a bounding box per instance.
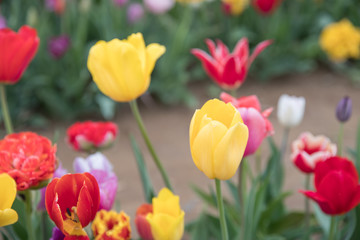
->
[191,184,217,208]
[313,202,331,236]
[129,135,155,203]
[342,209,356,240]
[268,212,305,235]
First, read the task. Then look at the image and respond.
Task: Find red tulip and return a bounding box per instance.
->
[0,26,39,84]
[135,204,153,240]
[46,173,100,237]
[291,132,337,174]
[301,157,360,215]
[191,38,271,90]
[220,92,273,156]
[0,132,57,190]
[253,0,281,15]
[67,121,118,152]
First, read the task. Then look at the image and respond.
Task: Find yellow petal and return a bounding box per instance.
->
[146,211,184,240]
[88,40,147,102]
[153,188,180,217]
[0,173,16,210]
[145,43,166,76]
[214,122,249,180]
[126,33,146,70]
[191,120,228,179]
[0,209,18,227]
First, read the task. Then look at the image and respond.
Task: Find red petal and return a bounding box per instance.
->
[205,39,217,57]
[221,56,247,89]
[317,171,358,214]
[77,184,94,227]
[248,40,272,67]
[191,49,222,84]
[314,157,358,190]
[45,178,59,218]
[300,190,336,215]
[236,95,261,110]
[233,38,249,61]
[51,193,65,232]
[83,172,100,218]
[215,39,230,60]
[293,153,313,174]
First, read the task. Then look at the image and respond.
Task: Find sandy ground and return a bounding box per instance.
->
[30,70,360,237]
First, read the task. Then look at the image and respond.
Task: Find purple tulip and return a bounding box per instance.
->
[0,15,6,29]
[48,35,71,59]
[90,169,118,210]
[144,0,175,14]
[127,3,144,24]
[336,96,352,122]
[38,163,68,210]
[73,152,113,173]
[113,0,128,7]
[50,227,65,240]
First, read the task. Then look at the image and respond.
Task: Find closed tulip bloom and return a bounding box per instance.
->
[144,0,175,14]
[336,96,352,122]
[191,38,271,90]
[127,3,145,24]
[0,173,18,227]
[221,92,273,157]
[277,94,305,128]
[253,0,281,15]
[0,26,39,84]
[88,33,165,102]
[222,0,249,16]
[73,152,113,173]
[135,204,153,240]
[48,35,71,59]
[291,132,337,174]
[190,99,249,180]
[301,157,360,215]
[146,188,184,240]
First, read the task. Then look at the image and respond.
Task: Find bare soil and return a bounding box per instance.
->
[33,70,360,236]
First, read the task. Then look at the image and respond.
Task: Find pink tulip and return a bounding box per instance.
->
[221,92,273,156]
[144,0,175,14]
[127,3,145,24]
[191,38,272,90]
[291,132,337,174]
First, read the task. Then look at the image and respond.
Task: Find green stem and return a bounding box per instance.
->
[24,190,35,240]
[0,85,14,134]
[338,123,344,156]
[280,127,290,163]
[215,179,229,240]
[255,146,262,176]
[129,100,173,191]
[329,216,337,240]
[237,159,246,237]
[304,175,310,240]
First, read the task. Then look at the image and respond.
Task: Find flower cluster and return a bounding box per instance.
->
[92,210,131,239]
[320,19,360,62]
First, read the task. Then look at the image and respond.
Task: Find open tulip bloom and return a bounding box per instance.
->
[191,38,272,90]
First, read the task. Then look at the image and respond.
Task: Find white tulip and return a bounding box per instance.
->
[143,0,175,14]
[277,94,306,128]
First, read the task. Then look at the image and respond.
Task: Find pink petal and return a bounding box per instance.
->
[205,39,217,58]
[233,38,249,61]
[215,39,230,60]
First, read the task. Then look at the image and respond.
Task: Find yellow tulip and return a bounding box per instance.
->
[222,0,249,15]
[0,173,18,227]
[146,188,184,240]
[87,33,166,102]
[189,99,249,180]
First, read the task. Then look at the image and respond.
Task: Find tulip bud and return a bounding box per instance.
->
[277,94,305,128]
[336,96,352,122]
[144,0,175,14]
[135,204,153,240]
[127,3,144,24]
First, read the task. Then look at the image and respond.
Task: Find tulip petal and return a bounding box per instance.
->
[0,209,18,227]
[318,171,358,214]
[0,173,16,209]
[51,196,65,233]
[147,211,184,240]
[300,190,336,215]
[202,99,239,128]
[248,40,272,67]
[77,184,94,227]
[126,33,146,70]
[45,178,59,216]
[153,188,181,217]
[293,153,313,174]
[233,38,249,61]
[222,56,247,88]
[349,186,360,212]
[214,122,248,180]
[205,39,217,57]
[191,120,228,179]
[145,43,166,76]
[191,49,221,83]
